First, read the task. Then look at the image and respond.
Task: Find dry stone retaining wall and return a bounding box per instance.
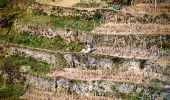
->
[14,22,63,39]
[25,74,55,91]
[8,47,57,65]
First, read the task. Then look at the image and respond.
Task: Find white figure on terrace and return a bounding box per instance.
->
[81,43,95,53]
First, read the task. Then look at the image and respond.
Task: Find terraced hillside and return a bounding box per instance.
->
[0,0,170,100]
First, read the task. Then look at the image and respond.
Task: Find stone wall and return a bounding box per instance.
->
[55,78,170,99]
[92,34,169,49]
[8,47,57,65]
[14,22,63,39]
[25,74,55,91]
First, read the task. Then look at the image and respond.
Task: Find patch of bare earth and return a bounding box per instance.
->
[91,23,170,35]
[47,68,167,84]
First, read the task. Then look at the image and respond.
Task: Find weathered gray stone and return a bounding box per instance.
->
[122,60,140,71]
[116,83,135,93]
[71,83,89,95]
[98,59,113,69]
[8,47,57,64]
[57,78,70,88]
[25,74,55,91]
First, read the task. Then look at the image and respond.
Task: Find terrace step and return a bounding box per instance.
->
[91,23,170,35]
[47,68,168,84]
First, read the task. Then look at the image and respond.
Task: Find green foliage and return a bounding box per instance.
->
[93,12,101,22]
[0,81,26,99]
[140,59,147,69]
[0,0,7,8]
